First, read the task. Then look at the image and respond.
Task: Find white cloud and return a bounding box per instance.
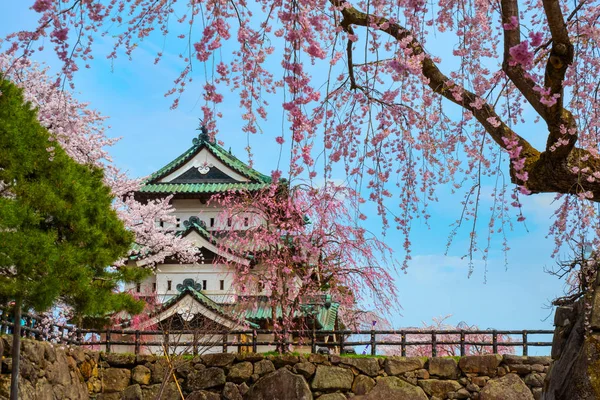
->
[407,254,486,280]
[518,193,558,223]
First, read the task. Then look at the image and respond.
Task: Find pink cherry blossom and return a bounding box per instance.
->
[4,0,600,297]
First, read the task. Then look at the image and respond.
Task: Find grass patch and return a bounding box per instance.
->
[340,353,387,359]
[262,351,303,356]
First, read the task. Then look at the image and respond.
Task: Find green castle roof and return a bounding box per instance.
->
[138,127,272,195]
[226,295,339,330]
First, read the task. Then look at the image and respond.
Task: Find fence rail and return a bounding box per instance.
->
[0,310,554,356]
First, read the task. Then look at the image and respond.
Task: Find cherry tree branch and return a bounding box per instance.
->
[500,0,548,119]
[330,0,600,200]
[331,0,540,163]
[541,0,577,157]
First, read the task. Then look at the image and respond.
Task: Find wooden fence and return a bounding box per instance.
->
[0,310,554,356]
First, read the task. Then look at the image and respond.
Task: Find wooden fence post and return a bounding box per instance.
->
[60,326,66,344]
[492,330,498,354]
[24,316,31,338]
[460,330,465,356]
[135,331,141,355]
[106,329,112,354]
[401,331,406,357]
[522,331,528,356]
[193,331,199,356]
[370,330,376,356]
[432,332,437,357]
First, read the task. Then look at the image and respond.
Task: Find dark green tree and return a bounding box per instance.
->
[0,77,148,399]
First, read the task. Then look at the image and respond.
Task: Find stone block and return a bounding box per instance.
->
[202,353,236,367]
[479,373,534,400]
[148,358,169,384]
[245,368,312,400]
[79,360,98,380]
[101,368,131,393]
[340,357,380,377]
[122,384,142,400]
[353,376,427,400]
[136,354,157,364]
[418,379,462,398]
[186,367,226,391]
[459,355,502,376]
[295,362,316,378]
[238,382,249,396]
[415,368,430,379]
[270,354,300,368]
[223,381,242,400]
[384,357,426,375]
[448,388,471,399]
[227,361,253,383]
[428,357,459,379]
[141,382,183,400]
[352,374,375,395]
[186,390,221,400]
[202,353,235,367]
[311,365,354,391]
[96,393,121,400]
[102,353,137,367]
[523,372,544,388]
[307,354,328,363]
[236,353,264,363]
[471,376,489,387]
[132,364,151,385]
[254,359,276,376]
[317,394,346,400]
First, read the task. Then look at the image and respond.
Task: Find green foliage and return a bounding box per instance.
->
[0,77,147,320]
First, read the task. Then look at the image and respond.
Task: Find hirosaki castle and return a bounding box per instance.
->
[121,127,339,353]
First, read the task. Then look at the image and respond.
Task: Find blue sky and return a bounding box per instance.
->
[0,3,567,342]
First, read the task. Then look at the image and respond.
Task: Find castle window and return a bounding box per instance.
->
[210,217,215,227]
[227,218,232,227]
[220,280,225,291]
[244,217,249,227]
[257,281,264,292]
[202,280,207,290]
[152,282,157,292]
[176,218,181,228]
[136,283,141,293]
[167,280,172,291]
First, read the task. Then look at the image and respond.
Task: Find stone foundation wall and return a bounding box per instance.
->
[0,338,551,400]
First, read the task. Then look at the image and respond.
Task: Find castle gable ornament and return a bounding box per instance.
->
[176,278,203,292]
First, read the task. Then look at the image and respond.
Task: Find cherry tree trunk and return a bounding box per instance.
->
[544,284,600,399]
